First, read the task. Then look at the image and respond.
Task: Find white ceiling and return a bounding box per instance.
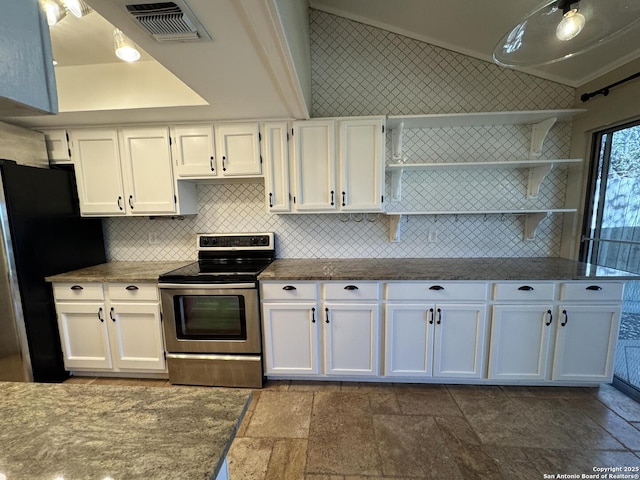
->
[7,0,640,128]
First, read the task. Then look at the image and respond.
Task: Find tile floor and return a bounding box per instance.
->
[65,377,640,479]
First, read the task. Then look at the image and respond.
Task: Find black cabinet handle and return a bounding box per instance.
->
[344,285,359,290]
[110,307,116,322]
[436,308,442,325]
[282,285,297,291]
[325,307,330,324]
[210,155,215,172]
[269,192,273,208]
[429,285,444,291]
[97,307,104,323]
[586,285,603,291]
[117,196,123,210]
[428,308,434,325]
[561,309,568,326]
[125,285,139,291]
[311,307,316,324]
[341,191,346,207]
[70,285,83,291]
[330,190,334,206]
[518,285,534,291]
[545,309,553,326]
[222,155,227,171]
[128,195,134,210]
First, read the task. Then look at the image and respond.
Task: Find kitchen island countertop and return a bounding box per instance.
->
[0,381,250,480]
[258,257,639,281]
[45,261,193,283]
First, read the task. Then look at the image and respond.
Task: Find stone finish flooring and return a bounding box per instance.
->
[65,378,640,479]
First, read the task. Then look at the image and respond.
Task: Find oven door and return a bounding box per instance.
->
[160,283,261,354]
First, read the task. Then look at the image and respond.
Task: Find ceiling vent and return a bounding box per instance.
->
[125,1,211,42]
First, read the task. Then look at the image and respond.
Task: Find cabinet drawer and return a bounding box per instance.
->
[323,282,379,300]
[107,283,159,302]
[385,282,487,301]
[261,282,317,301]
[560,282,624,302]
[492,282,555,301]
[53,283,104,301]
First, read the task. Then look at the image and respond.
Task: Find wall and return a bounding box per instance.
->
[561,57,640,259]
[105,9,577,261]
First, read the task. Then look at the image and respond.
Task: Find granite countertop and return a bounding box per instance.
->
[45,261,193,283]
[0,382,250,480]
[258,257,639,281]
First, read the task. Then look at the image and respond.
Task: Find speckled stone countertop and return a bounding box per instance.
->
[0,382,250,480]
[258,257,639,281]
[45,261,192,283]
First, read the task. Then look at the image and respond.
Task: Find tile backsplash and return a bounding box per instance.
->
[104,9,576,261]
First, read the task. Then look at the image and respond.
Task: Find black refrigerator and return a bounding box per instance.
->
[0,159,106,383]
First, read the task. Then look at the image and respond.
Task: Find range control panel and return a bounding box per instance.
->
[197,233,274,250]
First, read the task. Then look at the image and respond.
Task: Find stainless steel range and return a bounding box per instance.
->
[158,233,275,388]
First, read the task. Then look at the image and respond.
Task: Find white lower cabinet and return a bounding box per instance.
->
[53,282,166,374]
[262,302,319,375]
[488,305,554,380]
[385,303,486,378]
[323,302,380,376]
[552,304,621,382]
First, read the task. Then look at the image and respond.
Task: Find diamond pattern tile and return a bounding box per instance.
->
[105,10,575,261]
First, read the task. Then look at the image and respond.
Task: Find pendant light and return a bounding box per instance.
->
[113,29,141,62]
[42,0,67,26]
[493,0,640,67]
[61,0,92,18]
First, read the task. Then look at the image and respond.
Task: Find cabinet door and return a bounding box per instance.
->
[108,302,166,371]
[41,129,70,164]
[488,305,553,380]
[56,302,112,370]
[324,303,379,376]
[70,129,126,216]
[385,303,434,377]
[262,122,290,212]
[262,303,319,375]
[216,123,261,176]
[171,125,216,177]
[552,304,621,382]
[339,118,385,212]
[292,120,336,211]
[433,304,487,378]
[120,127,176,214]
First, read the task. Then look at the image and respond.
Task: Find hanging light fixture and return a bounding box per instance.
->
[493,0,640,67]
[61,0,92,18]
[42,0,67,26]
[113,29,141,62]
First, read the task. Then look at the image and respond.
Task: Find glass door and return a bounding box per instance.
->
[581,120,640,398]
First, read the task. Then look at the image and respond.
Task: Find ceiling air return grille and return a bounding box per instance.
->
[125,1,211,42]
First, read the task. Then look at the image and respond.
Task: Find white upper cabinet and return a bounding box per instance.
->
[292,119,337,211]
[215,123,262,176]
[338,118,385,212]
[119,127,177,215]
[262,122,291,212]
[70,127,196,217]
[171,125,216,177]
[70,129,127,216]
[40,129,71,165]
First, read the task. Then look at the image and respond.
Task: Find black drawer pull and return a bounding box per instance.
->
[282,285,297,291]
[70,285,84,291]
[436,308,442,325]
[586,285,603,291]
[110,307,116,322]
[518,286,534,291]
[561,309,568,326]
[428,308,434,325]
[429,285,444,291]
[330,190,335,206]
[311,307,316,324]
[128,195,134,209]
[125,285,139,291]
[344,285,359,290]
[97,307,104,323]
[269,192,273,208]
[545,309,553,326]
[325,307,330,324]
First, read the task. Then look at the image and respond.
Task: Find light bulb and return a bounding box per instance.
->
[62,0,82,17]
[113,29,141,62]
[556,9,585,41]
[43,0,66,26]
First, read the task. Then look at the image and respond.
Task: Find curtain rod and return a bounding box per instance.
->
[580,71,640,102]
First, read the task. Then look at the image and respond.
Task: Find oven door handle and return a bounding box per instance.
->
[159,283,256,290]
